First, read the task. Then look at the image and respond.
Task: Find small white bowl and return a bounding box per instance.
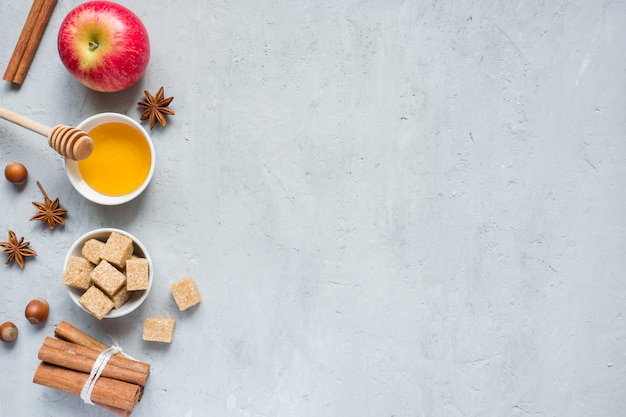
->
[65,228,153,319]
[65,112,155,205]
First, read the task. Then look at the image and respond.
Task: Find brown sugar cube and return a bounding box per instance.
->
[142,317,176,343]
[62,256,94,290]
[91,260,126,296]
[101,232,134,269]
[79,286,114,320]
[126,257,149,291]
[110,286,130,309]
[81,238,105,264]
[169,276,202,311]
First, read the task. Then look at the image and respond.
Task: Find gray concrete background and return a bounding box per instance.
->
[1,1,625,416]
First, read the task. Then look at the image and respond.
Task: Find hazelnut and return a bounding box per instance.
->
[0,321,18,343]
[25,298,49,325]
[4,162,28,185]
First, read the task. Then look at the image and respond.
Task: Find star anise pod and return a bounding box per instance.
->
[30,181,68,230]
[0,230,37,269]
[138,86,175,130]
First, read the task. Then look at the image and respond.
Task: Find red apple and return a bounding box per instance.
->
[57,1,150,93]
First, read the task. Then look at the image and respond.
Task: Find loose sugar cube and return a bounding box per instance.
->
[81,238,105,264]
[101,232,134,269]
[91,260,126,296]
[79,286,114,320]
[62,256,94,290]
[169,276,202,311]
[126,257,149,291]
[142,317,176,343]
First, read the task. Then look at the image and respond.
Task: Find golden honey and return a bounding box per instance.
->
[78,122,151,196]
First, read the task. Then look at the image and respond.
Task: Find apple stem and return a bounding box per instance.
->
[89,41,99,50]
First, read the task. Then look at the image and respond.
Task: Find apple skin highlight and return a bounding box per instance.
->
[58,1,150,93]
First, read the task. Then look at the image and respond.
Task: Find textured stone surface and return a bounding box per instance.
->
[0,1,625,416]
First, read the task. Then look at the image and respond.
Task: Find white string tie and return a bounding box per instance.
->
[79,344,122,405]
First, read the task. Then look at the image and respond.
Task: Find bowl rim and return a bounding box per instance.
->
[65,112,155,206]
[64,227,153,319]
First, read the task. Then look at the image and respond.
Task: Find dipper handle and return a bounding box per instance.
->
[0,106,51,136]
[0,106,93,160]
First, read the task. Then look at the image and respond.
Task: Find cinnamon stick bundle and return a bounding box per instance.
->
[33,321,150,416]
[2,0,42,82]
[3,0,57,84]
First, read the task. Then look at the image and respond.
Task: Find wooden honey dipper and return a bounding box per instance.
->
[0,106,94,160]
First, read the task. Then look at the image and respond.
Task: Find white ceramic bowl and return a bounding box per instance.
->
[65,228,153,319]
[65,112,155,205]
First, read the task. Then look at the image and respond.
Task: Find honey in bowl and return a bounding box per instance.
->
[78,122,152,196]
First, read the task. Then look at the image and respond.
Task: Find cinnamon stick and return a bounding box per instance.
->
[12,0,57,84]
[4,0,57,84]
[2,0,44,82]
[33,362,142,413]
[44,336,150,375]
[54,320,108,351]
[39,337,150,387]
